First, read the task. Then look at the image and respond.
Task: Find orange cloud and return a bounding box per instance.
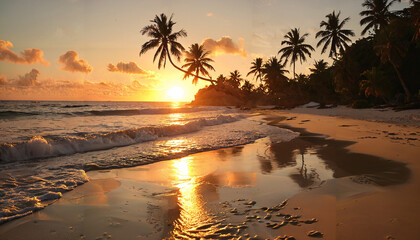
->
[201,36,247,57]
[17,69,40,86]
[0,75,7,85]
[0,40,49,65]
[58,50,92,73]
[108,62,147,74]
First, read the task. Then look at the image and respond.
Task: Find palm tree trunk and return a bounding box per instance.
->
[390,60,411,102]
[293,62,296,80]
[166,52,216,85]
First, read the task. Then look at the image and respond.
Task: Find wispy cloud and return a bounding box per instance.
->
[0,40,49,65]
[202,36,247,57]
[107,61,147,74]
[58,50,92,73]
[16,69,40,86]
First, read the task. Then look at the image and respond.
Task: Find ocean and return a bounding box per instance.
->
[0,101,298,224]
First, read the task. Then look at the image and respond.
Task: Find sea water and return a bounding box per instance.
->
[0,101,298,224]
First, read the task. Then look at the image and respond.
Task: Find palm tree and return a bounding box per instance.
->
[409,0,420,40]
[228,70,243,88]
[182,43,215,85]
[316,11,355,59]
[139,13,216,84]
[374,21,411,101]
[360,0,400,36]
[278,28,314,79]
[262,57,289,95]
[309,60,329,74]
[247,58,264,82]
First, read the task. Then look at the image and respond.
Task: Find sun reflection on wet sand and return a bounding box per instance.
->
[169,157,217,239]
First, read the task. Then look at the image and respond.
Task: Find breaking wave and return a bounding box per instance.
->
[0,114,243,162]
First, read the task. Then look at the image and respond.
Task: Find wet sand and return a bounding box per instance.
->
[0,110,419,239]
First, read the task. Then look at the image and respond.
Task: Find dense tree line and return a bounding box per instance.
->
[141,0,420,108]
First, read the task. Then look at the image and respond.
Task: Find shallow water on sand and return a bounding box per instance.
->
[84,131,409,239]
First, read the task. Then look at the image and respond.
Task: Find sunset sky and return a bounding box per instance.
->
[0,0,409,102]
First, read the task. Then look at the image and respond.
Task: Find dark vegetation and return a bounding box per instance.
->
[141,0,420,108]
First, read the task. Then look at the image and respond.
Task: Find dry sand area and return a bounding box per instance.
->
[0,107,419,240]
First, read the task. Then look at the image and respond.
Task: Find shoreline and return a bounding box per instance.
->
[0,109,419,239]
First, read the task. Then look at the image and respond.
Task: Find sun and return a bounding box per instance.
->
[167,86,185,101]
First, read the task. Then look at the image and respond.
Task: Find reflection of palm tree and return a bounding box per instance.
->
[140,13,216,84]
[182,43,215,85]
[360,0,399,35]
[278,28,314,79]
[247,58,264,82]
[316,11,355,59]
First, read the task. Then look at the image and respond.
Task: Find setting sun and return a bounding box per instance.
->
[167,86,185,101]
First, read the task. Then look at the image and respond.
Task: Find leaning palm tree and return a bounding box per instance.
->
[247,57,264,82]
[139,13,216,84]
[182,43,215,85]
[360,0,400,36]
[278,28,314,79]
[316,11,355,59]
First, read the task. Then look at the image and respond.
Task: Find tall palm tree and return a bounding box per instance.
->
[182,43,215,85]
[360,0,400,36]
[316,11,355,59]
[247,57,264,82]
[139,13,216,84]
[309,60,329,74]
[374,22,411,101]
[409,0,420,40]
[278,28,314,79]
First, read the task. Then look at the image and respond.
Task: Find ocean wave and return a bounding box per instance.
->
[79,107,209,116]
[0,107,211,119]
[0,111,39,118]
[0,114,243,162]
[61,104,90,108]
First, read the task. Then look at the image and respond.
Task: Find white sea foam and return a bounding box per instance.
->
[0,114,242,162]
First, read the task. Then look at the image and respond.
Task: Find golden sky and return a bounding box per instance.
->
[0,0,409,101]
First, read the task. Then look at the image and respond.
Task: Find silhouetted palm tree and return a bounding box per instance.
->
[316,11,355,59]
[247,58,264,82]
[409,0,420,40]
[228,70,243,88]
[374,21,411,101]
[262,57,289,78]
[182,43,215,85]
[140,13,216,84]
[309,60,329,74]
[360,0,400,36]
[262,57,289,95]
[278,28,314,79]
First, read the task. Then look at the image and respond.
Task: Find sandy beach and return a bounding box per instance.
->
[1,107,419,240]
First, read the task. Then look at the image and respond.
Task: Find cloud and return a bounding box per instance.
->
[201,36,247,57]
[107,62,147,74]
[0,75,7,85]
[0,40,49,65]
[58,50,92,73]
[17,69,40,86]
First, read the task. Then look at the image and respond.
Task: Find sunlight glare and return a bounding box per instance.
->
[167,86,185,101]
